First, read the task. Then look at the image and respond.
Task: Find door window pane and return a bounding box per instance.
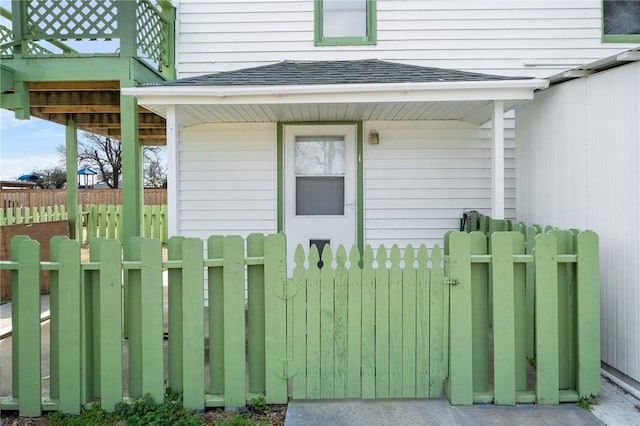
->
[295,136,345,175]
[323,0,367,38]
[296,176,345,215]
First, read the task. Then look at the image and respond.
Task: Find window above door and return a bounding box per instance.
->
[314,0,377,46]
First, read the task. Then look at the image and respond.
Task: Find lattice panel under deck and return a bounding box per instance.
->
[136,0,165,66]
[26,0,117,40]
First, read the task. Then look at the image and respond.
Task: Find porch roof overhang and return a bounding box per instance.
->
[122,60,548,126]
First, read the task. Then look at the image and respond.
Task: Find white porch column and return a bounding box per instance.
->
[492,100,505,219]
[166,105,179,237]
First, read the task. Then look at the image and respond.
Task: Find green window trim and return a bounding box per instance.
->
[277,121,364,254]
[601,0,640,43]
[314,0,377,46]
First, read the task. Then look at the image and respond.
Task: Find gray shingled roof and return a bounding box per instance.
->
[156,59,531,86]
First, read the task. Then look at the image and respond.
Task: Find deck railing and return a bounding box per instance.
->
[0,228,601,416]
[0,0,175,77]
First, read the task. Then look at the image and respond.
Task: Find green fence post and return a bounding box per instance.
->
[167,236,185,391]
[264,233,287,403]
[17,238,42,417]
[181,238,205,411]
[223,236,246,409]
[247,234,266,395]
[535,233,559,404]
[207,235,224,396]
[576,231,600,398]
[346,245,362,398]
[56,238,82,414]
[447,232,473,405]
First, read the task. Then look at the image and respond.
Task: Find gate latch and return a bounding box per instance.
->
[443,278,459,286]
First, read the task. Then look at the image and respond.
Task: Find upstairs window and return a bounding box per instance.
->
[315,0,377,46]
[603,0,640,42]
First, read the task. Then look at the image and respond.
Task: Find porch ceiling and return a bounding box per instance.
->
[147,99,525,127]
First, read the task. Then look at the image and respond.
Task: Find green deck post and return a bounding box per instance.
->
[264,233,287,403]
[167,237,185,391]
[576,231,600,397]
[291,245,308,399]
[346,245,362,398]
[320,246,335,398]
[447,232,473,405]
[334,245,349,398]
[55,238,82,414]
[181,238,205,411]
[17,239,42,417]
[401,245,417,398]
[207,236,224,395]
[223,236,246,409]
[361,246,375,398]
[375,245,390,398]
[247,234,266,395]
[535,233,559,404]
[491,232,516,405]
[120,89,142,245]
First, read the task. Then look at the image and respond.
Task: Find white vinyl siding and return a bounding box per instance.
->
[516,61,640,383]
[178,122,278,238]
[363,120,515,249]
[176,0,638,79]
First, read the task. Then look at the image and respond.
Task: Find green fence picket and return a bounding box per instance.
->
[428,245,443,397]
[167,237,185,392]
[305,245,321,399]
[97,205,107,237]
[416,245,431,397]
[86,205,97,242]
[152,205,161,240]
[333,245,349,398]
[10,235,30,397]
[375,245,390,398]
[181,238,205,410]
[49,236,64,400]
[107,205,116,239]
[223,236,246,408]
[525,226,539,359]
[471,232,489,396]
[388,245,403,398]
[247,234,266,395]
[535,233,560,404]
[291,245,308,399]
[361,245,375,399]
[512,232,527,393]
[320,246,335,398]
[207,236,224,396]
[346,245,362,398]
[401,245,417,398]
[17,238,42,416]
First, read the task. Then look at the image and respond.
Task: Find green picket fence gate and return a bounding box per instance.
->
[0,229,601,416]
[0,205,68,226]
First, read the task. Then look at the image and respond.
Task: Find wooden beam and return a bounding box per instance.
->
[38,105,147,113]
[30,91,120,107]
[29,81,121,91]
[31,111,165,127]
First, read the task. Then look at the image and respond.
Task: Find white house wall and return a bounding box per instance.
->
[175,0,638,79]
[178,122,278,238]
[364,120,515,249]
[516,62,640,382]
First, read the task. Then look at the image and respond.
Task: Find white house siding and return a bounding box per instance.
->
[515,62,640,382]
[175,0,638,79]
[363,120,515,249]
[177,122,278,238]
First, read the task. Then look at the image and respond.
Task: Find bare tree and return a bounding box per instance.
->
[58,133,167,188]
[30,166,67,189]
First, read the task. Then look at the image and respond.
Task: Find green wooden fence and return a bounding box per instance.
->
[0,229,600,416]
[0,204,168,243]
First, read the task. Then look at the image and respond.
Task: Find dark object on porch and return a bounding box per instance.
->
[460,210,481,232]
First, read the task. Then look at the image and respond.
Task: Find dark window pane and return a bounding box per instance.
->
[296,176,344,215]
[604,0,640,35]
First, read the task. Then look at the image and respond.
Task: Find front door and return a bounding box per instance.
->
[284,124,357,273]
